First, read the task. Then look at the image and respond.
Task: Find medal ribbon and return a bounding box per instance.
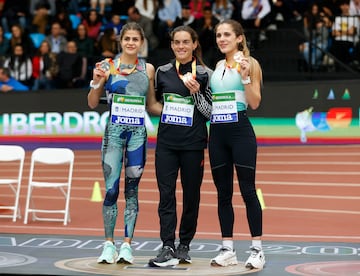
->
[175,58,196,80]
[108,57,139,75]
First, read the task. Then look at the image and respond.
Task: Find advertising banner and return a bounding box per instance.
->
[0,79,359,149]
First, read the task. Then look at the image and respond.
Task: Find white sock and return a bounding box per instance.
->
[222,240,233,250]
[252,240,262,249]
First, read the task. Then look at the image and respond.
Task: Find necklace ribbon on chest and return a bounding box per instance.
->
[175,58,196,80]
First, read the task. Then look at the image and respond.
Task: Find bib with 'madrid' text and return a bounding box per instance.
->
[161,93,195,127]
[111,94,146,126]
[211,92,238,123]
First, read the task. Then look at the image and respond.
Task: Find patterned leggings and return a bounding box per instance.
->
[101,123,147,240]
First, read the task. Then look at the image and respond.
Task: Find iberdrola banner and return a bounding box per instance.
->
[0,79,359,149]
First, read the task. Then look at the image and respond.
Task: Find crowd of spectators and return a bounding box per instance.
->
[298,0,360,71]
[0,0,359,92]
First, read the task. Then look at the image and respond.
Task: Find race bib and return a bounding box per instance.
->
[211,92,238,123]
[110,94,146,126]
[161,93,195,127]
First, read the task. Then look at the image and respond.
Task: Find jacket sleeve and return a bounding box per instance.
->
[192,85,212,119]
[192,66,213,119]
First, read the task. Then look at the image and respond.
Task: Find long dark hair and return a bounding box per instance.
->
[9,43,29,68]
[170,25,206,67]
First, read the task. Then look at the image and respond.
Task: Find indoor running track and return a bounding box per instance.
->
[0,145,359,276]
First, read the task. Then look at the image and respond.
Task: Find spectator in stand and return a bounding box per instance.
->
[0,26,10,64]
[212,0,234,22]
[105,13,124,38]
[55,40,87,88]
[189,0,209,20]
[1,0,28,33]
[196,6,221,69]
[302,3,324,40]
[82,9,103,42]
[30,0,56,34]
[90,0,112,16]
[31,40,58,90]
[319,0,341,20]
[74,23,95,60]
[96,27,118,58]
[330,0,359,68]
[45,22,68,54]
[52,8,74,40]
[241,0,273,48]
[0,67,29,92]
[73,23,95,79]
[156,0,182,47]
[350,0,360,68]
[9,24,36,57]
[127,6,159,53]
[90,0,107,15]
[3,43,33,88]
[349,0,360,15]
[173,4,198,29]
[299,4,331,70]
[135,0,158,20]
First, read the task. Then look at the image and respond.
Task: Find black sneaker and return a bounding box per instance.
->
[148,246,179,267]
[176,244,191,264]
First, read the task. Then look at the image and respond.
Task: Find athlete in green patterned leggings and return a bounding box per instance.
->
[87,22,162,265]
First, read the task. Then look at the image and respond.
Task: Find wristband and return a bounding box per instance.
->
[90,80,101,89]
[241,76,251,85]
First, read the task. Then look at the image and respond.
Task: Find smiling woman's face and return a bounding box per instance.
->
[171,31,197,64]
[215,23,242,56]
[120,30,143,55]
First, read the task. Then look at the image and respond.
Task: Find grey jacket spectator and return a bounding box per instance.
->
[45,22,68,54]
[127,6,159,51]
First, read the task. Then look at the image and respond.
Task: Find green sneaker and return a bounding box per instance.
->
[117,242,134,264]
[97,241,118,264]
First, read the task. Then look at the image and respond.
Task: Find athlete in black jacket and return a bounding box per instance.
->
[149,25,212,267]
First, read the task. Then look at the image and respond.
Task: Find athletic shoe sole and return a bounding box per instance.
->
[152,258,179,267]
[210,257,238,267]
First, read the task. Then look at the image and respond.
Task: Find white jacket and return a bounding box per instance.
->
[241,0,271,20]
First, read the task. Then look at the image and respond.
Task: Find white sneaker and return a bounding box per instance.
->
[97,241,118,264]
[210,247,238,267]
[245,246,265,269]
[116,242,134,264]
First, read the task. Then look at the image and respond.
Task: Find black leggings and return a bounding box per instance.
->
[208,111,262,238]
[155,144,204,248]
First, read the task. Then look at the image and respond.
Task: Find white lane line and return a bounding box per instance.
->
[0,225,359,241]
[258,161,360,165]
[256,181,360,186]
[257,170,360,175]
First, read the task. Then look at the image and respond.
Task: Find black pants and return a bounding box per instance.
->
[155,144,204,248]
[209,111,262,238]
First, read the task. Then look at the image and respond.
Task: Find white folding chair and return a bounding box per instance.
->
[23,147,74,225]
[0,145,25,222]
